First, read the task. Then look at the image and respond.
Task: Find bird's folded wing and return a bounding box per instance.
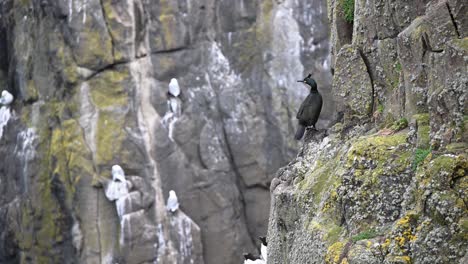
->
[296,104,305,119]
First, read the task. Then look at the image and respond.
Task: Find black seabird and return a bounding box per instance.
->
[258,236,267,262]
[295,74,323,140]
[243,252,263,263]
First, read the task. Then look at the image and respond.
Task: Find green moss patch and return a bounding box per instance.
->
[416,154,467,192]
[413,113,429,126]
[352,229,379,242]
[390,118,408,132]
[412,148,431,171]
[340,0,355,23]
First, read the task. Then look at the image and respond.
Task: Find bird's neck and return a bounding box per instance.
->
[309,88,318,93]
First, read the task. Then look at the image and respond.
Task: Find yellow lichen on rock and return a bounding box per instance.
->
[89,68,130,109]
[325,241,345,264]
[95,111,126,165]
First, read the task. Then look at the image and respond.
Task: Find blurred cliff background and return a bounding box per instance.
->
[0,0,332,263]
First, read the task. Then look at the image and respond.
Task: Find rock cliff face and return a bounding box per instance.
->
[268,0,467,263]
[0,0,331,263]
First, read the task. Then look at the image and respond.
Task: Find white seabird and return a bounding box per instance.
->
[104,165,129,201]
[112,165,126,183]
[0,90,13,106]
[259,236,267,263]
[169,97,181,116]
[168,78,180,97]
[0,106,11,139]
[166,190,179,213]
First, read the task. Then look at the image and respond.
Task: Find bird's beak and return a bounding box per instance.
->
[297,80,304,83]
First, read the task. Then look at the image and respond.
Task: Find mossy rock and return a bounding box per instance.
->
[347,132,409,168]
[55,43,79,85]
[50,119,95,198]
[416,125,430,149]
[157,13,189,51]
[413,113,430,126]
[446,142,468,153]
[451,37,468,51]
[96,111,126,165]
[88,68,130,109]
[416,154,467,192]
[72,17,114,69]
[390,118,408,132]
[297,158,340,207]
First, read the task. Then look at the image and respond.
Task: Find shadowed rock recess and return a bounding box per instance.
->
[268,0,467,263]
[0,0,332,263]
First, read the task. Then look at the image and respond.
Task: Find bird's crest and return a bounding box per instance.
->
[297,74,317,90]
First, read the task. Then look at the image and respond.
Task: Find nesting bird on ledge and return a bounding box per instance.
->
[0,90,14,106]
[295,74,323,140]
[166,190,179,213]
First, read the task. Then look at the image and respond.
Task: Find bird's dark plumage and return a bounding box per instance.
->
[258,236,267,246]
[243,253,261,260]
[295,74,323,140]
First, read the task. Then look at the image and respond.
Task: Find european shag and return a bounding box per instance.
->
[295,74,323,140]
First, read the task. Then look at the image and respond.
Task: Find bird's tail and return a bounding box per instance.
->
[295,125,306,140]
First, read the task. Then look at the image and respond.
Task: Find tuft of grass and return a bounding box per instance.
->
[352,229,379,242]
[377,104,384,113]
[390,118,408,131]
[395,62,402,72]
[341,0,355,23]
[412,148,431,171]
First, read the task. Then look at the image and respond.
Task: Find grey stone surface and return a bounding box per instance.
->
[332,45,373,125]
[427,38,468,148]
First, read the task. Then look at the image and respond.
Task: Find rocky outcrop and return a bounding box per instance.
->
[0,0,332,263]
[268,0,467,263]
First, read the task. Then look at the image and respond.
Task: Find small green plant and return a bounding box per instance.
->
[412,148,431,170]
[341,0,355,23]
[395,62,402,72]
[377,104,384,113]
[352,229,379,242]
[390,118,408,131]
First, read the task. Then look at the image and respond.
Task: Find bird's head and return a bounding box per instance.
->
[297,74,317,90]
[111,165,125,181]
[169,190,176,197]
[1,90,7,97]
[258,236,267,246]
